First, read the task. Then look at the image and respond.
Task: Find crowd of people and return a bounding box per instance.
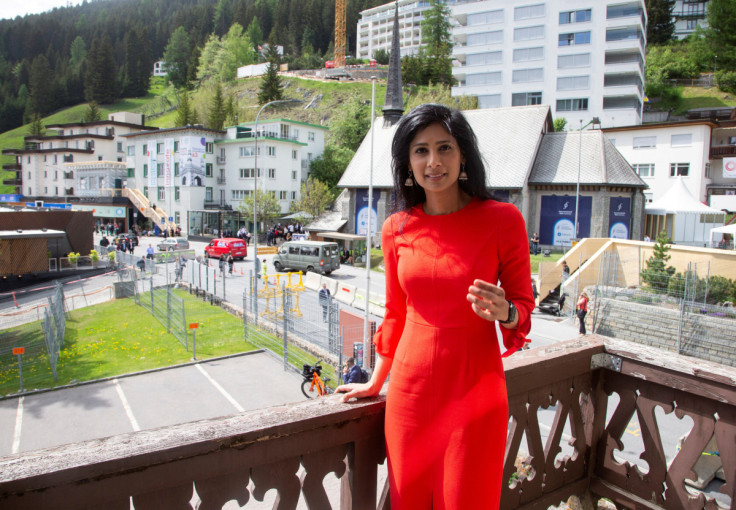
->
[264,222,306,246]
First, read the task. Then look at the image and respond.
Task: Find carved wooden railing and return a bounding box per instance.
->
[0,336,733,509]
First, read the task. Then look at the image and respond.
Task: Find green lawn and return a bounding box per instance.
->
[0,291,259,396]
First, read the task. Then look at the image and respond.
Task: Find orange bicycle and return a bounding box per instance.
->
[301,361,333,398]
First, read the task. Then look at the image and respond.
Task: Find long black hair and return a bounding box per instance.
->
[390,103,492,212]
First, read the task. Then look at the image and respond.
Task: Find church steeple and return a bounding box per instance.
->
[382,1,404,127]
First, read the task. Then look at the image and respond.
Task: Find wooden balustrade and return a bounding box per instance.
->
[0,336,733,509]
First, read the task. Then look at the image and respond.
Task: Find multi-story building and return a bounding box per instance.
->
[673,0,709,40]
[356,0,647,128]
[3,114,327,236]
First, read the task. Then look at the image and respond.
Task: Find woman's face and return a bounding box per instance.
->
[408,122,465,198]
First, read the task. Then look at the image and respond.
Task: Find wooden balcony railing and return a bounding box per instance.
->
[0,336,733,509]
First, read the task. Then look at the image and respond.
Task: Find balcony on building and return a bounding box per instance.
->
[1,336,732,509]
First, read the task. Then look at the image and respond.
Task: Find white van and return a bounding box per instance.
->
[273,241,340,275]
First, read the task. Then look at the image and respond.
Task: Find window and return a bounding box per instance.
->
[175,186,180,201]
[558,53,591,68]
[512,92,542,106]
[206,142,214,153]
[686,19,697,30]
[158,187,165,200]
[559,9,591,24]
[670,163,689,177]
[240,146,258,157]
[206,163,213,177]
[240,168,256,178]
[174,162,179,176]
[606,3,642,19]
[267,146,276,156]
[157,143,164,154]
[513,47,544,62]
[308,132,315,141]
[671,134,692,147]
[143,186,148,198]
[292,171,297,180]
[606,27,642,43]
[157,163,163,177]
[121,143,128,154]
[514,4,544,20]
[512,68,543,83]
[291,191,297,200]
[729,136,736,145]
[556,98,589,111]
[467,51,503,66]
[206,187,213,201]
[175,212,180,225]
[143,164,148,177]
[468,30,503,46]
[559,32,591,47]
[468,9,503,25]
[174,141,179,152]
[53,155,57,164]
[268,168,276,179]
[279,191,287,200]
[633,136,656,149]
[292,150,297,160]
[557,75,589,90]
[127,168,135,177]
[44,170,47,178]
[54,171,58,180]
[705,162,712,179]
[467,71,502,86]
[44,187,48,194]
[634,163,654,177]
[142,144,147,155]
[514,25,544,42]
[268,190,276,199]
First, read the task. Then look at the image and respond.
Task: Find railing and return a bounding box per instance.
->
[1,336,733,509]
[217,156,226,164]
[710,146,736,159]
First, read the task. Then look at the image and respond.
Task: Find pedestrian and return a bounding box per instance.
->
[146,244,154,260]
[226,253,234,274]
[335,103,534,509]
[342,357,362,384]
[530,232,539,255]
[561,260,570,285]
[577,291,589,335]
[318,283,331,322]
[127,239,134,255]
[219,255,226,275]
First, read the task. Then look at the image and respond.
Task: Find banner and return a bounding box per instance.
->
[355,188,381,236]
[164,139,173,187]
[539,195,592,246]
[147,149,157,188]
[179,136,206,187]
[724,157,736,178]
[608,197,631,239]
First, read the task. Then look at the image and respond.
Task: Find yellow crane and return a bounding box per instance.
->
[334,0,346,68]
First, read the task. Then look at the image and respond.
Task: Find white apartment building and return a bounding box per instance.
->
[603,118,736,212]
[673,0,708,40]
[356,0,646,128]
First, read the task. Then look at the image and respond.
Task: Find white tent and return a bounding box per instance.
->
[709,223,736,250]
[645,178,726,246]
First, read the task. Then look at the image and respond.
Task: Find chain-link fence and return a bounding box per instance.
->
[591,251,736,363]
[42,282,66,382]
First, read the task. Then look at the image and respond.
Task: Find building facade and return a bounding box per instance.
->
[357,0,647,128]
[673,0,709,40]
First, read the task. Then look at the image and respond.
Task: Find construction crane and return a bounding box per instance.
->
[334,0,346,68]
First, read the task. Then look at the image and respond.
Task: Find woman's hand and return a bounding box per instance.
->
[335,382,380,403]
[466,279,517,327]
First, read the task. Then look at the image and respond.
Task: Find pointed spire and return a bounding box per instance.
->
[383,1,404,127]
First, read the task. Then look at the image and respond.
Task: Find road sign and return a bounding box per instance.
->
[12,347,25,355]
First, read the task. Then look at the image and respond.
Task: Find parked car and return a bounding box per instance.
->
[118,232,139,246]
[157,237,190,251]
[204,238,248,260]
[272,241,340,275]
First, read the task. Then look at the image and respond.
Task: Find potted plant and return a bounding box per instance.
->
[89,249,100,266]
[67,251,80,267]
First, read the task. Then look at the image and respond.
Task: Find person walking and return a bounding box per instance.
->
[336,104,534,509]
[226,253,234,274]
[577,292,589,335]
[530,232,539,255]
[318,283,331,322]
[146,244,154,260]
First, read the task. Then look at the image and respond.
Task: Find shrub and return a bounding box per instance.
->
[67,252,80,264]
[89,249,100,262]
[716,70,736,94]
[707,275,736,305]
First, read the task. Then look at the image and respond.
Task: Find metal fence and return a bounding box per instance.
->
[41,282,66,382]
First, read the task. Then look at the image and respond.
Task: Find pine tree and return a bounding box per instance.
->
[84,101,102,122]
[641,230,677,293]
[27,54,54,117]
[706,0,736,70]
[85,36,118,104]
[646,0,676,45]
[27,112,45,136]
[257,46,283,104]
[176,90,195,126]
[164,27,193,89]
[208,82,227,130]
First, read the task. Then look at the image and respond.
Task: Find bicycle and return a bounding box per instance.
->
[301,361,334,398]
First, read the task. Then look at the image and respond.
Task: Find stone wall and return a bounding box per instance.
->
[591,296,736,367]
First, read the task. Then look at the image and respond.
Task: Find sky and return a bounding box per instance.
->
[2,0,86,21]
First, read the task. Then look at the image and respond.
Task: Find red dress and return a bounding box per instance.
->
[373,198,534,509]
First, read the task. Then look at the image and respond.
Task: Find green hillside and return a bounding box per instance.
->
[0,75,374,195]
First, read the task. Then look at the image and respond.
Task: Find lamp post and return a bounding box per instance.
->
[574,117,601,245]
[252,99,303,283]
[363,77,376,368]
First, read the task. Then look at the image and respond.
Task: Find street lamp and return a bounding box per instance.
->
[252,99,303,285]
[574,117,601,244]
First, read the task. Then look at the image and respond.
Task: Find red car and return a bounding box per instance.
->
[204,238,248,260]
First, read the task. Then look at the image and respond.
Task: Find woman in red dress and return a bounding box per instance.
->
[337,104,534,509]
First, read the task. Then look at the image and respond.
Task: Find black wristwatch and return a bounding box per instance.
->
[499,300,517,325]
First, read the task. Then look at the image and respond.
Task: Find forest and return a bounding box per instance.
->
[0,0,385,134]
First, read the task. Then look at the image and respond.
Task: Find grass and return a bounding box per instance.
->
[0,290,260,396]
[530,251,565,274]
